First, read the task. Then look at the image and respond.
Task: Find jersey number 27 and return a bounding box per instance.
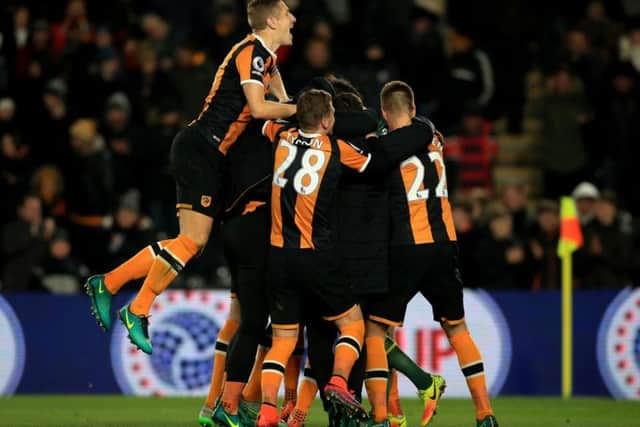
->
[401,152,448,202]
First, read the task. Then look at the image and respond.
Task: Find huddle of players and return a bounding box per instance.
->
[82,1,499,426]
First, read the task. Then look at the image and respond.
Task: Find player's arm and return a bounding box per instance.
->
[268,69,291,103]
[261,120,289,143]
[334,108,378,138]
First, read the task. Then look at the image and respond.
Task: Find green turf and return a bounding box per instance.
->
[0,396,638,427]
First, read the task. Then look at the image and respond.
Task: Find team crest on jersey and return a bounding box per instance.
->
[111,290,230,396]
[0,296,26,395]
[253,56,265,74]
[201,195,212,208]
[597,287,640,399]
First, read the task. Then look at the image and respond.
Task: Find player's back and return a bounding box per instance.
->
[264,123,370,250]
[191,34,277,155]
[389,131,457,246]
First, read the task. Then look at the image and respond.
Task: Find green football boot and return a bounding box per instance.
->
[198,405,214,427]
[238,399,260,426]
[213,403,241,427]
[417,374,446,426]
[84,275,112,331]
[118,304,152,354]
[477,415,499,427]
[387,414,407,427]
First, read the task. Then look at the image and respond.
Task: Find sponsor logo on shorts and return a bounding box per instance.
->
[111,291,229,396]
[0,296,26,395]
[201,195,212,208]
[597,287,640,399]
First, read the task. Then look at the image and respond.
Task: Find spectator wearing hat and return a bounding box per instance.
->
[41,227,89,294]
[529,200,561,290]
[572,181,600,225]
[577,191,635,288]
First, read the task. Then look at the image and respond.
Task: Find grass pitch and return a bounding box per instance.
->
[0,396,638,427]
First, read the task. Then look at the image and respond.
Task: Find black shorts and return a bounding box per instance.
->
[170,125,226,218]
[368,241,464,326]
[267,247,357,327]
[222,205,269,297]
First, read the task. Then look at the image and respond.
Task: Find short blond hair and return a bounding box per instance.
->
[247,0,282,31]
[380,80,415,114]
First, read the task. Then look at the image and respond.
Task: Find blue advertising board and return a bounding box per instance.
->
[0,288,637,398]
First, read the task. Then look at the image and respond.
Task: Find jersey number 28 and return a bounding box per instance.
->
[273,141,326,195]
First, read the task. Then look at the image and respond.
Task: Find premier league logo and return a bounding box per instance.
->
[111,290,229,396]
[597,287,640,399]
[0,296,26,395]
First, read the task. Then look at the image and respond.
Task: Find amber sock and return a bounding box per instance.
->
[365,336,388,422]
[293,360,318,418]
[130,235,198,316]
[242,346,266,402]
[261,335,298,405]
[204,318,240,408]
[104,240,171,293]
[449,330,493,420]
[333,319,364,379]
[388,370,403,416]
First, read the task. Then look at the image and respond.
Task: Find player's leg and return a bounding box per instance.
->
[287,359,318,426]
[387,370,406,427]
[280,333,304,421]
[424,241,495,426]
[385,333,434,391]
[257,248,302,427]
[441,321,497,427]
[363,319,390,425]
[85,239,171,331]
[118,126,222,354]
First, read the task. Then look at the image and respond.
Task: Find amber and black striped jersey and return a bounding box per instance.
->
[389,131,457,245]
[192,34,278,155]
[262,120,371,250]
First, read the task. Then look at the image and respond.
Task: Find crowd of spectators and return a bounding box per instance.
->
[1,0,639,292]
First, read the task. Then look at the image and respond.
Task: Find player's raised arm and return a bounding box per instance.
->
[268,68,291,102]
[243,83,296,119]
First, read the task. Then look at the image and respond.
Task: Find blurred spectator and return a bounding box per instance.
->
[41,228,88,294]
[208,5,246,66]
[599,61,640,215]
[5,5,31,81]
[30,165,66,222]
[446,105,498,194]
[440,26,494,132]
[577,191,634,287]
[50,0,92,59]
[288,37,333,96]
[473,205,530,289]
[349,42,398,109]
[65,118,113,270]
[0,96,16,135]
[619,19,640,73]
[102,92,140,195]
[107,190,155,268]
[1,194,54,291]
[29,79,73,168]
[467,187,490,224]
[562,27,606,105]
[579,1,619,59]
[140,13,180,71]
[502,183,533,239]
[572,181,600,225]
[172,40,215,121]
[529,200,561,290]
[530,68,590,198]
[1,130,32,224]
[87,47,129,117]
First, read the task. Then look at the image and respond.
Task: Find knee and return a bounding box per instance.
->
[441,319,468,339]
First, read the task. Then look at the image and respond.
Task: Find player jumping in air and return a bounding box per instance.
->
[83,0,296,358]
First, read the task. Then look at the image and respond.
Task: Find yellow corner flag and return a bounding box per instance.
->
[557,196,583,399]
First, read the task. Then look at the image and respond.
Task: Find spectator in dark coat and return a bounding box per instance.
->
[529,200,561,290]
[1,194,54,291]
[41,227,88,294]
[474,205,531,289]
[578,191,634,288]
[171,41,215,121]
[107,190,155,268]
